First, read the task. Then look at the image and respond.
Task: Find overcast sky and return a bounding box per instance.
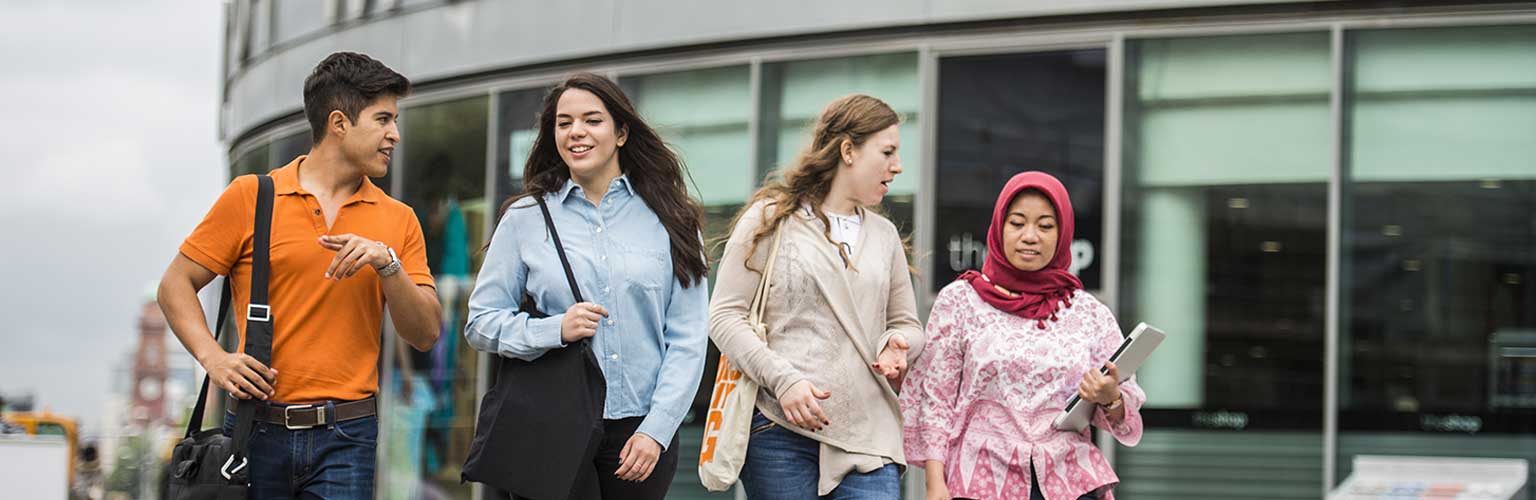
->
[0,0,226,434]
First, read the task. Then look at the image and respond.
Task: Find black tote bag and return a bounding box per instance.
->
[462,196,607,500]
[166,174,277,500]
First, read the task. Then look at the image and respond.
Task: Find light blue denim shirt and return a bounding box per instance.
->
[465,175,708,449]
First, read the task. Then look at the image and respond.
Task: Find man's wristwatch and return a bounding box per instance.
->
[375,244,402,277]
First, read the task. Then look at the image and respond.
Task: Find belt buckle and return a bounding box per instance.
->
[283,404,324,430]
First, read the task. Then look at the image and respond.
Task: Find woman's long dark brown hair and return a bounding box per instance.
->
[495,73,708,288]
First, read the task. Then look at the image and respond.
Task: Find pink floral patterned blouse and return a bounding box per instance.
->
[901,282,1145,500]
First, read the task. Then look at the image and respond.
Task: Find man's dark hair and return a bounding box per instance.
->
[303,52,411,143]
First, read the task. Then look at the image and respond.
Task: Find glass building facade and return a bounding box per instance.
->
[220,2,1536,498]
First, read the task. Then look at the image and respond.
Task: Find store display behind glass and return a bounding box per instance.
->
[1338,24,1536,493]
[384,95,490,500]
[1117,32,1331,500]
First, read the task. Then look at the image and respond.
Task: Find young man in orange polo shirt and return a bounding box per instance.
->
[157,52,442,498]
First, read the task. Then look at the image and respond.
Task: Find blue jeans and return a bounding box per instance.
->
[222,407,377,500]
[739,412,900,500]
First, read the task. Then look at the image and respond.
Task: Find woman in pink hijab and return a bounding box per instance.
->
[900,172,1145,500]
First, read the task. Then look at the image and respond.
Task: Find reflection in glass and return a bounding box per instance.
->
[388,95,490,500]
[1117,32,1330,499]
[1339,25,1536,485]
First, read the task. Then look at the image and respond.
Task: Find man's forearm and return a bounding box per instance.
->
[158,277,224,366]
[380,271,441,351]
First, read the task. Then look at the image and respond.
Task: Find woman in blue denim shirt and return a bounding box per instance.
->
[465,73,710,500]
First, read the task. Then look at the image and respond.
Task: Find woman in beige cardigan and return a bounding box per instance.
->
[709,94,925,499]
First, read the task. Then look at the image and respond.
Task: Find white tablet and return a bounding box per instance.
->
[1052,322,1165,432]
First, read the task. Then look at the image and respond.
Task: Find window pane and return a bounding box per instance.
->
[384,95,490,500]
[250,0,270,56]
[934,49,1106,292]
[624,65,753,207]
[1340,24,1536,488]
[1118,32,1331,500]
[494,86,551,206]
[230,142,270,178]
[270,132,311,167]
[272,0,330,47]
[761,53,919,234]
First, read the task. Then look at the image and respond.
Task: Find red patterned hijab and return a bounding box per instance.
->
[959,171,1083,327]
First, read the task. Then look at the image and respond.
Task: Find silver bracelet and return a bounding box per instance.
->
[376,246,402,277]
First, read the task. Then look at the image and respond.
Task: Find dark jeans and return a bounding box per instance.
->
[503,416,681,500]
[738,412,901,500]
[221,408,377,500]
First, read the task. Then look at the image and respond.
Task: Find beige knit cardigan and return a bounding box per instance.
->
[708,201,926,494]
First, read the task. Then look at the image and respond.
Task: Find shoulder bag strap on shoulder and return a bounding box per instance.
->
[229,174,275,465]
[534,196,584,303]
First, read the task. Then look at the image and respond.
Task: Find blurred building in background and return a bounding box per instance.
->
[217,1,1536,499]
[130,302,168,425]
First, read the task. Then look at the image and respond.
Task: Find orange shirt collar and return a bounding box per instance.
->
[270,155,382,204]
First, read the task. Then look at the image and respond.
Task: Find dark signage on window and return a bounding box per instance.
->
[932,50,1107,292]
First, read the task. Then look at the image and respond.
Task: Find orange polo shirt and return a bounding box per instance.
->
[179,156,434,404]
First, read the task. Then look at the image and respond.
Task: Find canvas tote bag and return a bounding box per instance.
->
[698,222,785,491]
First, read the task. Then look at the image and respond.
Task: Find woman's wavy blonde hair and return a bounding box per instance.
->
[729,94,900,273]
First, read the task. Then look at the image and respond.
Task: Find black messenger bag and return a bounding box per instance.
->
[462,196,607,500]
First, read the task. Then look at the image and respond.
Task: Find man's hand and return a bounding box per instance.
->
[559,303,609,344]
[318,234,393,280]
[778,380,832,432]
[1079,361,1122,406]
[201,351,277,400]
[614,433,662,482]
[872,334,911,388]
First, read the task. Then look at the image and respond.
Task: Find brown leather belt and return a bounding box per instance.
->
[227,397,376,430]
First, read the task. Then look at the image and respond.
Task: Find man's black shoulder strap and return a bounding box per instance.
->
[229,174,275,458]
[183,174,275,443]
[179,174,274,481]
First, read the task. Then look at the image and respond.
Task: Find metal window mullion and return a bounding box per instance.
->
[469,88,501,500]
[1102,33,1125,318]
[1323,22,1345,498]
[901,42,940,500]
[747,58,764,195]
[1096,33,1125,465]
[915,43,938,314]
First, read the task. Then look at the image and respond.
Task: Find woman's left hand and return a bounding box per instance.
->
[1078,361,1122,406]
[873,334,910,388]
[615,433,662,482]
